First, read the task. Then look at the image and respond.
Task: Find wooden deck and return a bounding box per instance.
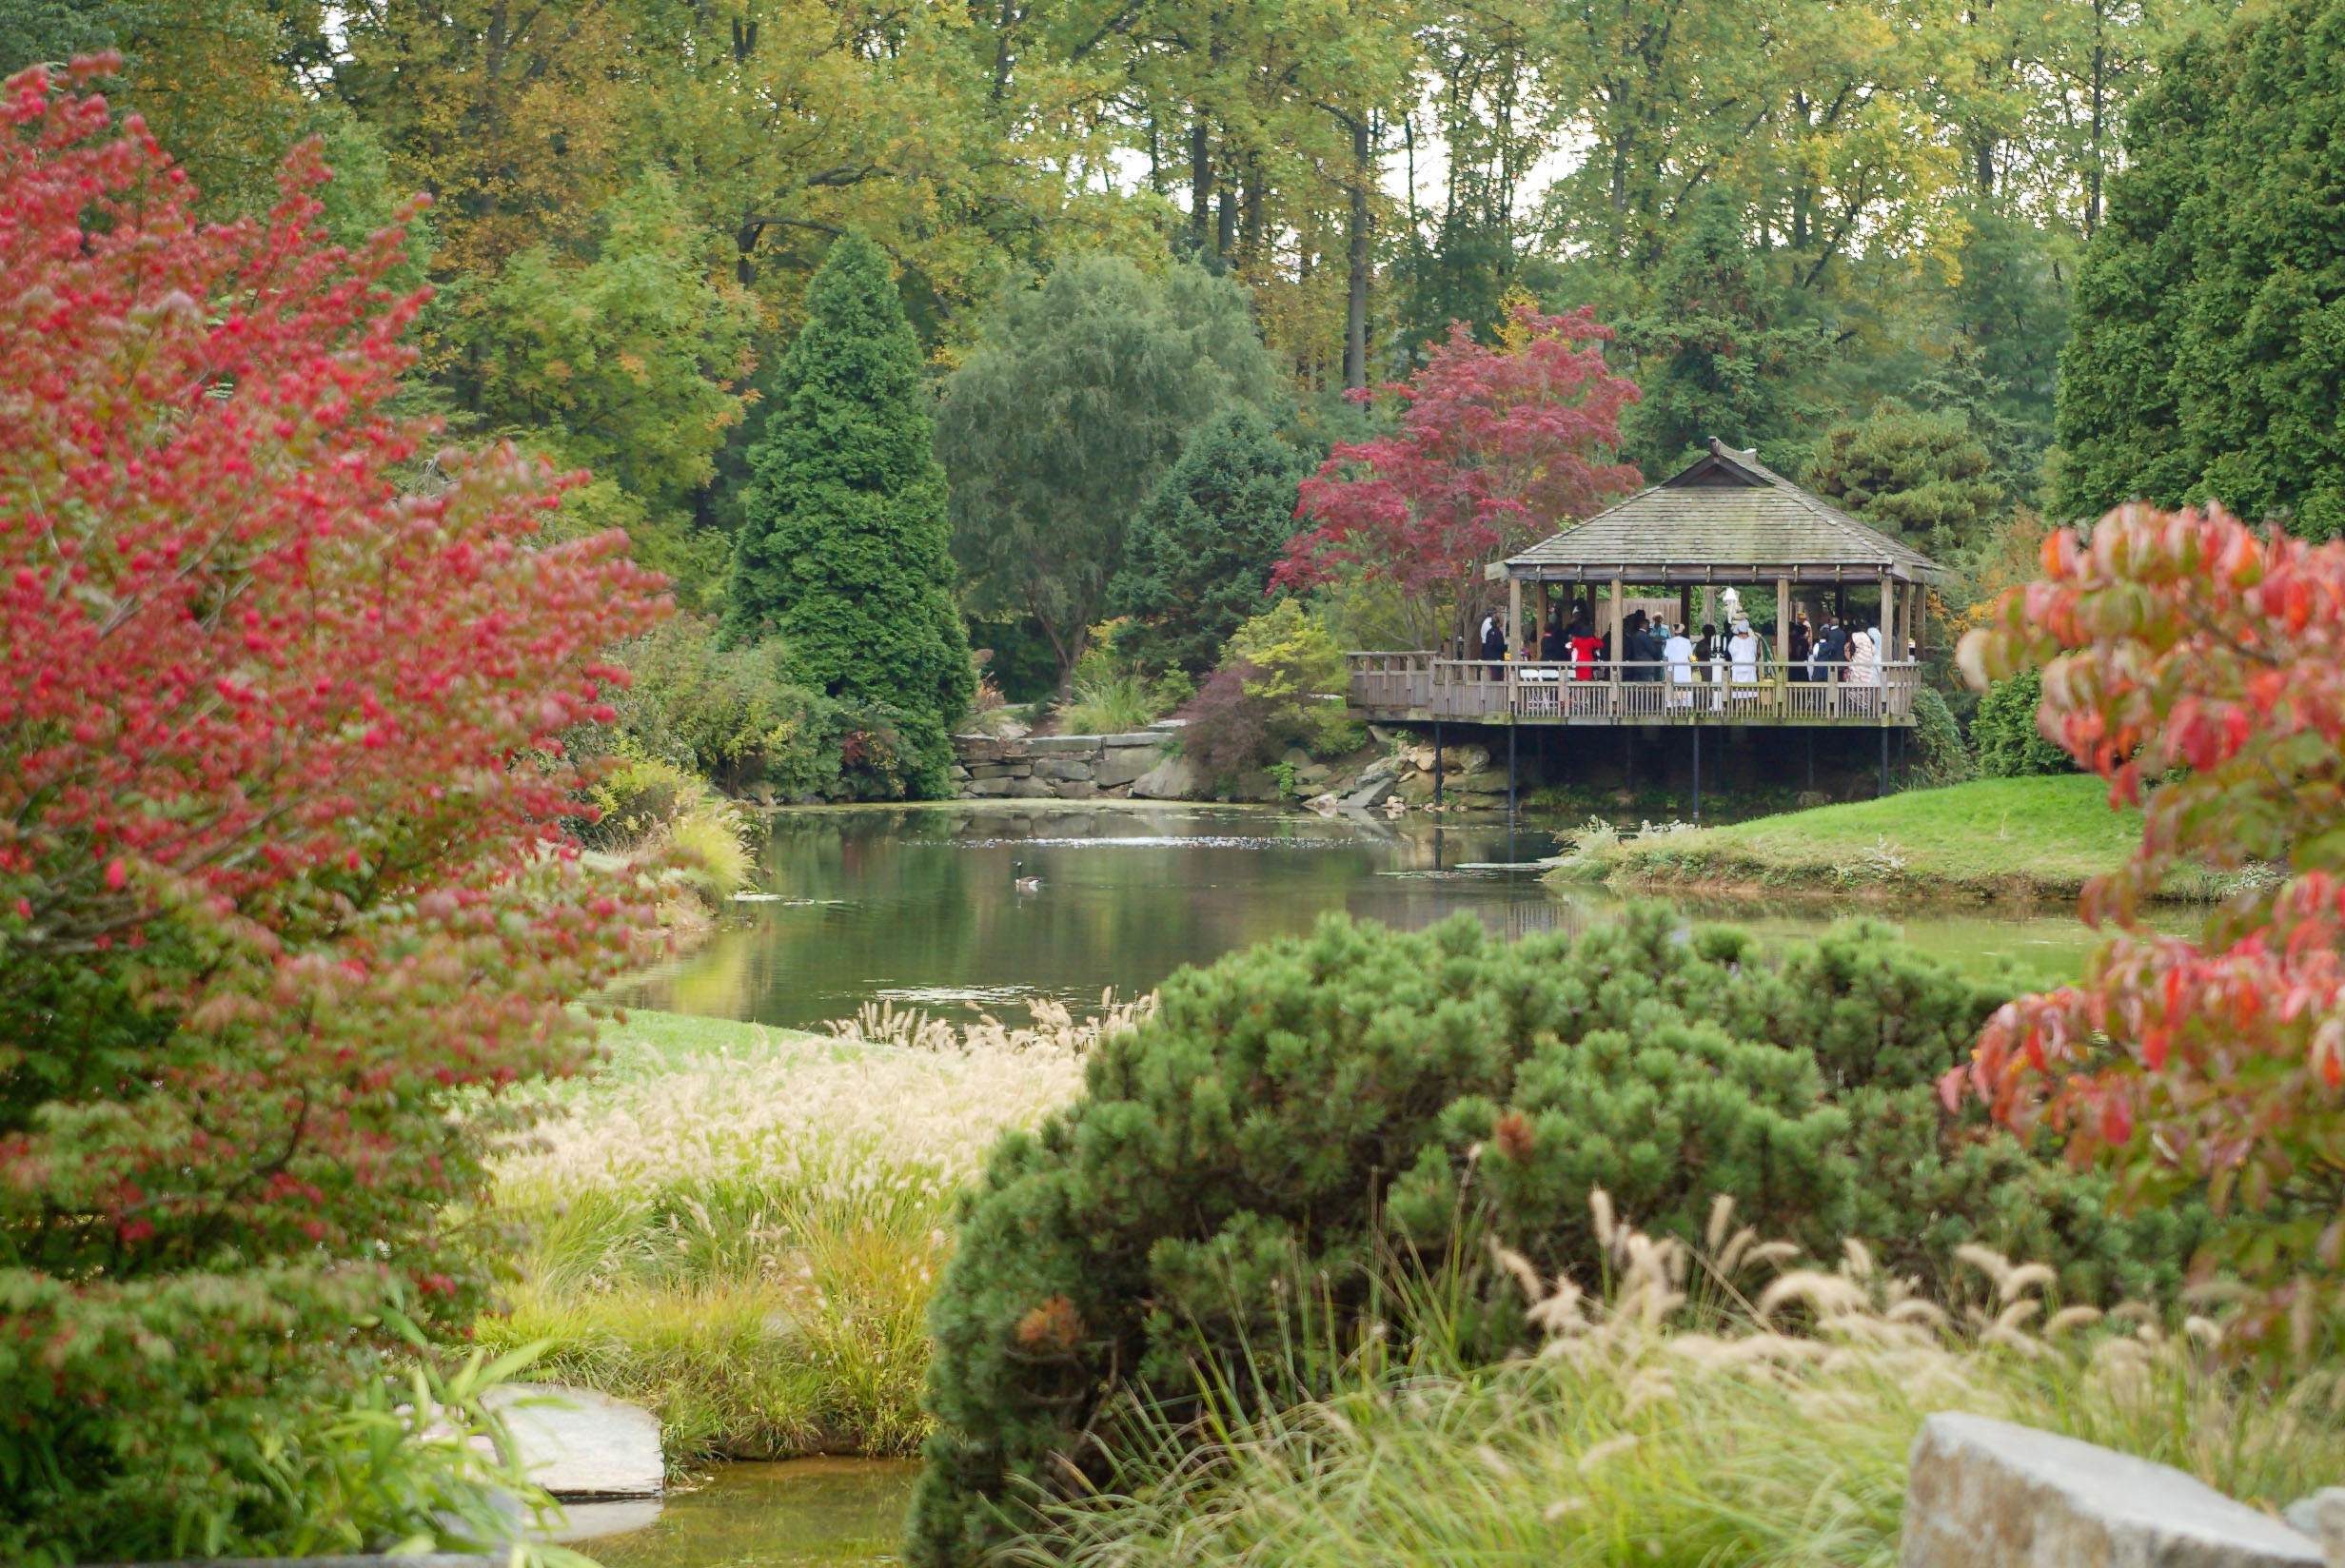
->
[1347,654,1921,727]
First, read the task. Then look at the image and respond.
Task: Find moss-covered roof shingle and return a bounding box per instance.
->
[1504,439,1948,584]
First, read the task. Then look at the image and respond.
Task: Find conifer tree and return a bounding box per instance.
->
[2055,0,2345,538]
[725,231,972,795]
[1109,407,1305,676]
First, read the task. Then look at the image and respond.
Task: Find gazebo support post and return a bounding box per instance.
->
[1433,720,1444,809]
[1536,580,1551,656]
[1691,725,1701,825]
[1880,725,1889,799]
[1508,722,1517,826]
[1775,575,1790,711]
[1609,576,1625,715]
[1508,576,1523,661]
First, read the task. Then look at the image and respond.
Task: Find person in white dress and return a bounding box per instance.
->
[1846,623,1879,712]
[1663,622,1696,708]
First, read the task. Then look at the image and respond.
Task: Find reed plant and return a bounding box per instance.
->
[479,1000,1140,1465]
[1014,1195,2345,1568]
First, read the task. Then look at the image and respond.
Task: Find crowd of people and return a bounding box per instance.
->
[1474,598,1898,699]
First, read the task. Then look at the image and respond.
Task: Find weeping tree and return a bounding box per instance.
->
[936,255,1282,685]
[725,230,972,796]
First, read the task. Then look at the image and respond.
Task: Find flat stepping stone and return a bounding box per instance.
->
[486,1383,664,1499]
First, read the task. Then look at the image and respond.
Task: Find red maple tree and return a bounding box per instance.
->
[1953,501,2345,1360]
[0,60,669,1548]
[1272,304,1642,648]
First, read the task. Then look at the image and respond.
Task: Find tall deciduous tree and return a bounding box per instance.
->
[725,232,972,797]
[1275,304,1641,648]
[455,171,759,605]
[936,254,1281,682]
[2055,0,2345,539]
[1109,406,1306,676]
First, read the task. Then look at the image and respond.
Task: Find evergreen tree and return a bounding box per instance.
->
[1108,408,1305,676]
[1807,400,2002,559]
[2056,0,2345,538]
[725,232,972,796]
[1610,191,1831,475]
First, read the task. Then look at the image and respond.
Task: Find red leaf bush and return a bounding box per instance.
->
[0,61,668,1554]
[1272,304,1641,647]
[1955,501,2345,1360]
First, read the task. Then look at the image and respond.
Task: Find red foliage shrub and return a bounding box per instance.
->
[0,60,668,1552]
[1954,501,2345,1359]
[1272,304,1641,646]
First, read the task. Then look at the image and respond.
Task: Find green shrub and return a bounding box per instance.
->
[1173,603,1358,779]
[1909,686,1976,786]
[908,910,2210,1567]
[590,615,934,801]
[1973,669,2073,777]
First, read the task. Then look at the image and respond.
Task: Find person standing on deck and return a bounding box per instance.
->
[1479,608,1507,676]
[1727,620,1762,685]
[1663,622,1695,708]
[1788,607,1813,681]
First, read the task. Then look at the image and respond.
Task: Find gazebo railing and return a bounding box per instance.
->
[1345,654,1921,724]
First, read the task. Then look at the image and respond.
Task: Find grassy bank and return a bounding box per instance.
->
[1547,774,2244,903]
[481,1004,1108,1465]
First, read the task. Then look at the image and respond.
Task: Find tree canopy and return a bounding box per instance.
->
[2056,0,2345,538]
[937,256,1281,680]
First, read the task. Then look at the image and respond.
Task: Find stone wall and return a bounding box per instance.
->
[951,731,1172,801]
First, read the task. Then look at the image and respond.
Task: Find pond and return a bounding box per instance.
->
[611,802,2110,1030]
[581,1460,916,1568]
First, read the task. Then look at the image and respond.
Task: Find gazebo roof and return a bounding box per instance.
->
[1502,439,1948,586]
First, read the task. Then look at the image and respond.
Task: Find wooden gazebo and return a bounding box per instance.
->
[1345,439,1947,729]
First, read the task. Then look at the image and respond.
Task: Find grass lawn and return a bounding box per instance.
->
[1547,774,2242,902]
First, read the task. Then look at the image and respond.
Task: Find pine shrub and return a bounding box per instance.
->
[909,910,2209,1567]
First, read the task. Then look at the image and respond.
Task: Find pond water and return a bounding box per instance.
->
[581,1460,916,1568]
[612,802,2110,1029]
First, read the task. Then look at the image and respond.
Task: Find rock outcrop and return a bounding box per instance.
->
[1901,1412,2324,1568]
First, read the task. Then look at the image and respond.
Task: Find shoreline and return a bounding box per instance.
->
[1542,775,2253,910]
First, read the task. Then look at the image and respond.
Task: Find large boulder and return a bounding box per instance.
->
[1094,746,1163,788]
[1130,754,1201,800]
[485,1384,663,1499]
[1901,1413,2324,1568]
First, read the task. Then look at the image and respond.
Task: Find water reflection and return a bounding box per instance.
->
[611,803,2111,1029]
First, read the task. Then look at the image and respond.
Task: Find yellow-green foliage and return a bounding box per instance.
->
[1224,600,1357,755]
[1018,1200,2345,1568]
[662,799,755,902]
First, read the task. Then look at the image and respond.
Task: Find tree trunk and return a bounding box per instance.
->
[1190,117,1212,252]
[1346,114,1371,390]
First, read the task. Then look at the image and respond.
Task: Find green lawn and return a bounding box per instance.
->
[1548,774,2242,902]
